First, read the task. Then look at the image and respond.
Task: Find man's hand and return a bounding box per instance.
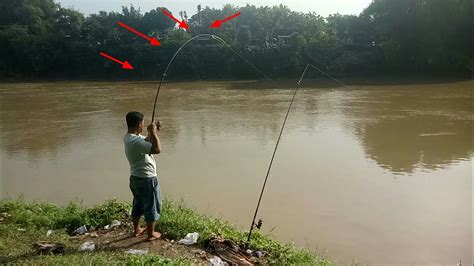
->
[147,122,157,134]
[146,121,162,154]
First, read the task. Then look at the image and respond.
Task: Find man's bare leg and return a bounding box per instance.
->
[146,221,161,241]
[132,216,145,237]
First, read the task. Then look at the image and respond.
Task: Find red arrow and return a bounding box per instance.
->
[99,52,134,70]
[210,12,241,28]
[117,21,161,46]
[161,9,189,31]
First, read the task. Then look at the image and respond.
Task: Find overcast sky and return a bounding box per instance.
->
[57,0,372,17]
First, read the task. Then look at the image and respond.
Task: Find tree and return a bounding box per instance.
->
[0,0,471,79]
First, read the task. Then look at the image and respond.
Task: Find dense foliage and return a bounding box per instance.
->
[0,0,471,80]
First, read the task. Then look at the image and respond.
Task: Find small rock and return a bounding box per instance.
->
[78,241,95,252]
[46,230,54,236]
[254,251,263,258]
[72,225,88,236]
[18,228,26,232]
[209,256,226,266]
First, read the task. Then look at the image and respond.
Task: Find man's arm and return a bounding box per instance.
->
[146,122,161,154]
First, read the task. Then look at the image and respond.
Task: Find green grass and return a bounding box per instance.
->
[0,223,186,264]
[0,198,331,265]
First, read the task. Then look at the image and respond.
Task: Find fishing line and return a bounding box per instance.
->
[246,64,310,244]
[245,63,355,244]
[151,34,358,121]
[328,52,363,69]
[150,34,279,123]
[306,63,353,89]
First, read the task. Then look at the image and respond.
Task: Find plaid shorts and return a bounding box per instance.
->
[129,176,161,222]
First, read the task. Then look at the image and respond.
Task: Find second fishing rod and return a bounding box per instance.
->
[147,34,348,244]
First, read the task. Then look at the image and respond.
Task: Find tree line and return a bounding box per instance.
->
[0,0,471,80]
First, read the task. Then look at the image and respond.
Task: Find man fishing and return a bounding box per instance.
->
[123,111,162,241]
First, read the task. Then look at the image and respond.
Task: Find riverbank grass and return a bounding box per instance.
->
[0,199,331,265]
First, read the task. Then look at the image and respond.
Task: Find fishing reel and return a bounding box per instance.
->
[253,219,263,229]
[154,121,162,131]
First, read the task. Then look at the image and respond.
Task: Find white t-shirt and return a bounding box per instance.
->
[123,133,157,178]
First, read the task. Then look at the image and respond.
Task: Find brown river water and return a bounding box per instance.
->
[0,80,472,265]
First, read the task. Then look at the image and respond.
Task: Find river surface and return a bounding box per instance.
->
[0,80,472,265]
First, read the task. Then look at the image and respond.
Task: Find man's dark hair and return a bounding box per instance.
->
[126,111,144,128]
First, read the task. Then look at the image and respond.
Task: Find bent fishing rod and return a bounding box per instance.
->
[150,34,209,123]
[150,34,277,123]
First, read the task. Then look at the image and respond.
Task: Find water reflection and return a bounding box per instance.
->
[342,83,473,174]
[355,116,472,173]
